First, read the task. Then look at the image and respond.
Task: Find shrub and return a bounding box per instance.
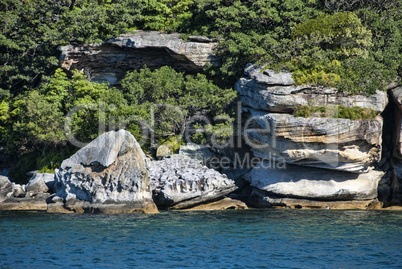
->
[121,66,237,143]
[294,105,377,120]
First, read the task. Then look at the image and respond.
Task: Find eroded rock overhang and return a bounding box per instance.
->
[58,31,218,85]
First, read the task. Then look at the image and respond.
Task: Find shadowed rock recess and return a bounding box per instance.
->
[236,63,389,209]
[59,31,218,85]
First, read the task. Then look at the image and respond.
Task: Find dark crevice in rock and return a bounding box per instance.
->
[378,89,402,205]
[380,90,396,166]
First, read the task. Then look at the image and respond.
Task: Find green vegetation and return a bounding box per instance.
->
[294,105,377,120]
[120,66,236,143]
[2,66,235,182]
[157,136,185,154]
[275,12,373,90]
[0,0,400,181]
[8,147,78,184]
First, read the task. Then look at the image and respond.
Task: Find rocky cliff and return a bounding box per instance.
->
[59,31,218,85]
[236,63,388,209]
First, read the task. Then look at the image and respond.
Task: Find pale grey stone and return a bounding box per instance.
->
[148,155,236,209]
[244,63,295,86]
[11,183,26,198]
[244,108,382,173]
[0,176,13,202]
[61,129,147,169]
[245,162,384,201]
[53,130,158,213]
[237,63,388,113]
[236,77,388,113]
[26,173,55,193]
[188,35,213,43]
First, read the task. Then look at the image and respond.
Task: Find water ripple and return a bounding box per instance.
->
[0,210,401,268]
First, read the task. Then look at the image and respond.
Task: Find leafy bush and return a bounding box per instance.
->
[292,12,372,58]
[294,105,377,120]
[121,66,237,142]
[3,69,128,150]
[192,117,234,146]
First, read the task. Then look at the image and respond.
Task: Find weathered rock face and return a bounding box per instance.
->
[234,63,389,208]
[245,162,384,201]
[236,64,388,113]
[181,197,247,211]
[245,108,383,173]
[0,175,52,211]
[53,130,158,213]
[248,189,382,209]
[0,176,13,202]
[59,31,218,85]
[26,173,55,194]
[148,155,236,209]
[236,63,385,173]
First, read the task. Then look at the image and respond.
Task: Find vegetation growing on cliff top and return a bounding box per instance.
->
[294,105,377,120]
[1,0,400,96]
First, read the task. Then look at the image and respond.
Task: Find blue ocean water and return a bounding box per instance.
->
[0,209,401,268]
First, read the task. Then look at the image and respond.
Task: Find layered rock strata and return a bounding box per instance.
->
[245,108,382,173]
[59,31,218,85]
[236,63,387,208]
[236,64,387,113]
[237,63,384,173]
[244,162,384,209]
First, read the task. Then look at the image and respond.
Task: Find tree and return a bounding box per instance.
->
[121,66,237,142]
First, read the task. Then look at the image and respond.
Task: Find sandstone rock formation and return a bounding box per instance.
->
[236,64,388,113]
[0,175,53,211]
[235,63,388,208]
[59,31,218,85]
[248,189,382,209]
[52,130,158,213]
[0,176,13,202]
[245,162,384,209]
[181,197,247,211]
[148,155,237,209]
[245,108,382,173]
[236,63,385,173]
[245,162,384,200]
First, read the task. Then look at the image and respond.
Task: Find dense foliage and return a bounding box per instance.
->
[1,66,235,181]
[0,0,401,181]
[120,66,236,142]
[294,105,377,120]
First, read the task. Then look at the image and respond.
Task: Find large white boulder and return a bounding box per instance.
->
[53,130,158,213]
